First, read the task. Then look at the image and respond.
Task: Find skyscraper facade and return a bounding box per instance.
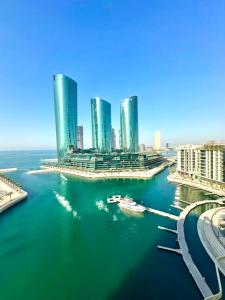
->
[112,128,116,149]
[120,96,139,152]
[77,125,84,149]
[91,97,112,152]
[154,131,161,150]
[53,74,77,161]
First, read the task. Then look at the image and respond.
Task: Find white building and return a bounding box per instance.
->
[177,144,225,183]
[154,131,161,150]
[139,144,146,153]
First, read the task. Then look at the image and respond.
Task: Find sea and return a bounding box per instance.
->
[0,150,224,300]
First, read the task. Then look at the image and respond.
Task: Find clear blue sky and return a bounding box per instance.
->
[0,0,225,150]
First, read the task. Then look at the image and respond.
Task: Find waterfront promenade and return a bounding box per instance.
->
[28,161,171,179]
[168,172,225,196]
[198,207,225,277]
[158,199,224,299]
[0,174,27,213]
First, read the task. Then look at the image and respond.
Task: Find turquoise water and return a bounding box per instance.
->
[0,150,224,300]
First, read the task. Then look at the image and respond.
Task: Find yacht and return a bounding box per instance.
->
[118,201,145,213]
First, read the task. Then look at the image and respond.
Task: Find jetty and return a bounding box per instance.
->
[0,174,27,213]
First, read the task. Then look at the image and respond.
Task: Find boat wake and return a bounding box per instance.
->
[95,200,109,212]
[54,191,81,220]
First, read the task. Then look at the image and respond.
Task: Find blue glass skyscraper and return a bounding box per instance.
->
[53,74,77,161]
[91,97,112,153]
[120,96,139,152]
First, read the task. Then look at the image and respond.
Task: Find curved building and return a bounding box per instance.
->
[53,74,77,161]
[91,97,111,153]
[120,96,139,152]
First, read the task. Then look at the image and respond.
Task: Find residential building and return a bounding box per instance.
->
[177,144,225,183]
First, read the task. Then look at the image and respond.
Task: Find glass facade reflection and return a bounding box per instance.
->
[53,74,77,161]
[120,96,139,152]
[91,97,111,152]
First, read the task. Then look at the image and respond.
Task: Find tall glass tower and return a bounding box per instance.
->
[91,97,111,153]
[120,96,139,152]
[53,74,77,161]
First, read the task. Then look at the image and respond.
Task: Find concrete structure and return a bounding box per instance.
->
[170,144,225,196]
[154,131,161,150]
[91,97,112,153]
[198,207,225,277]
[158,199,225,299]
[120,96,139,152]
[0,174,27,213]
[53,74,77,161]
[77,125,84,149]
[112,128,116,149]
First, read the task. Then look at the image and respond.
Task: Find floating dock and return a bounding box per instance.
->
[157,245,181,255]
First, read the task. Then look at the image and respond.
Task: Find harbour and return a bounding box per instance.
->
[0,150,224,300]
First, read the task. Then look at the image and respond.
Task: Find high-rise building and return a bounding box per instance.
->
[77,125,84,149]
[91,97,112,152]
[112,128,116,149]
[154,131,161,150]
[53,74,77,161]
[120,96,139,152]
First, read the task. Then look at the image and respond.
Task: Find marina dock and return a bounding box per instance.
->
[145,207,179,221]
[158,226,177,234]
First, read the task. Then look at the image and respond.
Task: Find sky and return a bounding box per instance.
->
[0,0,225,150]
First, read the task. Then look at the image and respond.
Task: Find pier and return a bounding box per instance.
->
[157,245,181,254]
[158,226,177,234]
[0,168,17,173]
[27,169,54,175]
[171,204,184,211]
[0,174,27,213]
[145,207,179,221]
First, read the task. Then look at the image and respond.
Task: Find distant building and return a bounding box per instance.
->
[91,97,112,153]
[112,128,116,149]
[120,96,139,152]
[140,144,146,153]
[145,146,154,152]
[177,144,225,183]
[165,142,170,149]
[154,131,161,150]
[53,74,77,161]
[77,126,84,149]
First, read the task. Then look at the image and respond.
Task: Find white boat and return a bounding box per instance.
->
[118,201,145,213]
[119,196,136,205]
[107,195,122,203]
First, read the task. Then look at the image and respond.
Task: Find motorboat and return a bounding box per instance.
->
[107,195,122,203]
[118,201,145,213]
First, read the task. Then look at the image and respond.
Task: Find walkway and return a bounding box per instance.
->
[177,200,222,299]
[198,207,225,277]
